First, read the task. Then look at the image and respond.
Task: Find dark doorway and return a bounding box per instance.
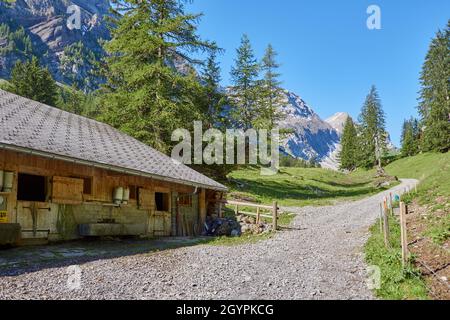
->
[17,173,46,202]
[155,192,169,211]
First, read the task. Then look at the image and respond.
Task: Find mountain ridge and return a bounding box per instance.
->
[278,91,341,167]
[0,0,111,91]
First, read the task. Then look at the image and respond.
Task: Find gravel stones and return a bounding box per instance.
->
[0,180,418,300]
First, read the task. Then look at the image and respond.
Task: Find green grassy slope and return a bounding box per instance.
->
[387,152,450,246]
[385,152,449,180]
[227,166,394,207]
[365,152,449,300]
[385,152,450,206]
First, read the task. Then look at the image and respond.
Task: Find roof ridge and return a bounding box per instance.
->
[0,89,227,191]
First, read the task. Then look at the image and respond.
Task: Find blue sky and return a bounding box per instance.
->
[188,0,450,146]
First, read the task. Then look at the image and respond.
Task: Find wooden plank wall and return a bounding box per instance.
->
[0,149,205,232]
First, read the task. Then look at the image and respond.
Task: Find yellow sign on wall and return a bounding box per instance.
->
[0,211,8,223]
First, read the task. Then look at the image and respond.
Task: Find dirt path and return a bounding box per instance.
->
[0,179,418,300]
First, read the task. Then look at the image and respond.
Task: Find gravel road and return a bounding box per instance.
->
[0,179,418,300]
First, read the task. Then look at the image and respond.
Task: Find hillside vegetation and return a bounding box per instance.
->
[387,152,449,248]
[227,166,395,207]
[386,152,450,204]
[365,152,449,300]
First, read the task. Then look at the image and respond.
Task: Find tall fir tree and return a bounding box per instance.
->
[194,50,237,180]
[418,20,450,153]
[401,117,420,157]
[339,117,359,170]
[358,86,387,169]
[9,56,58,106]
[100,0,215,153]
[256,44,285,130]
[229,34,260,130]
[200,50,227,129]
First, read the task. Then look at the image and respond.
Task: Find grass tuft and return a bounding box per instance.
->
[365,218,429,300]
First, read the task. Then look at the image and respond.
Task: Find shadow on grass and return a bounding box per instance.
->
[232,178,380,202]
[309,178,371,189]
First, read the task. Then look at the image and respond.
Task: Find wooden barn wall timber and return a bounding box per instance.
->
[0,149,210,242]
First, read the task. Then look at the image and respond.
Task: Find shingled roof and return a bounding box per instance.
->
[0,89,227,191]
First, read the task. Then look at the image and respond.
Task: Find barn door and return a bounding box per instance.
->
[16,173,56,241]
[152,211,171,237]
[141,188,172,237]
[176,193,199,236]
[16,201,57,241]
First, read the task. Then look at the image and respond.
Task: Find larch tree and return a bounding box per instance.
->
[100,0,216,153]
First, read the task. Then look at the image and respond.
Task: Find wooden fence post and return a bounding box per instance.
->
[399,202,409,268]
[379,203,384,234]
[256,207,261,224]
[389,193,394,216]
[383,199,390,248]
[235,204,239,216]
[272,201,278,231]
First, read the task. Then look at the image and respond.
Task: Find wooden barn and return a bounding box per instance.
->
[0,89,227,245]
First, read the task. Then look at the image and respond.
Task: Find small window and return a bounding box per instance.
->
[129,185,140,200]
[155,192,169,211]
[82,177,93,195]
[17,173,47,202]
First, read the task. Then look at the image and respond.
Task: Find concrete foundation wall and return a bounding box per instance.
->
[15,201,156,241]
[0,223,21,246]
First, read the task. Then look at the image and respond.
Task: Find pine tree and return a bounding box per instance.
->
[100,0,215,153]
[229,34,260,130]
[9,56,58,106]
[57,85,98,117]
[358,86,387,169]
[339,117,359,170]
[256,44,285,130]
[418,20,450,153]
[401,117,420,157]
[401,120,414,157]
[200,50,227,129]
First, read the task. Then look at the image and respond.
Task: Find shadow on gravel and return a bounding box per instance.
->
[278,226,307,232]
[0,237,215,277]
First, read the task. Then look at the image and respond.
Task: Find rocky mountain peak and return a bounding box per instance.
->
[325,112,350,134]
[278,91,340,163]
[282,90,317,120]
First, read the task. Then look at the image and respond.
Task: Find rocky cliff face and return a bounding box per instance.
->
[0,0,111,90]
[278,91,341,164]
[318,112,350,170]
